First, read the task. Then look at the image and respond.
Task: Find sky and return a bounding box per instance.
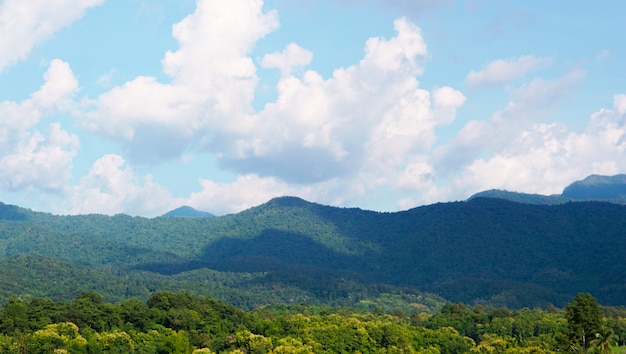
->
[0,0,625,217]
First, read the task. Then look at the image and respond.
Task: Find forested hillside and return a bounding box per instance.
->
[1,196,626,310]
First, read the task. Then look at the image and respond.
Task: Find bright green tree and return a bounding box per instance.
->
[590,325,617,354]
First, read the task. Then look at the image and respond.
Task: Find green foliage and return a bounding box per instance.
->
[561,293,604,353]
[2,291,625,354]
[3,197,626,311]
[590,326,618,354]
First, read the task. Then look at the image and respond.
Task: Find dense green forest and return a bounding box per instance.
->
[1,291,624,353]
[2,193,626,310]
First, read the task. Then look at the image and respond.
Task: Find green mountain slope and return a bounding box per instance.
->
[1,196,626,310]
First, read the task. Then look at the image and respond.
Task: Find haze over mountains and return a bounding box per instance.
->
[1,174,626,311]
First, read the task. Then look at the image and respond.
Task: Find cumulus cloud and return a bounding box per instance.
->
[220,17,464,187]
[614,94,626,115]
[68,154,173,216]
[434,69,585,176]
[261,43,313,76]
[454,93,626,197]
[80,0,279,163]
[0,0,104,72]
[465,55,552,87]
[375,92,626,210]
[78,8,465,204]
[0,124,79,191]
[0,59,79,191]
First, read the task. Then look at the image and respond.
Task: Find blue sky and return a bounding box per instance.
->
[1,0,625,216]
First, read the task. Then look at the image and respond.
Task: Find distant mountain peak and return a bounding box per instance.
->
[469,174,626,205]
[562,174,626,200]
[265,196,311,207]
[567,174,626,186]
[468,189,566,205]
[161,206,213,218]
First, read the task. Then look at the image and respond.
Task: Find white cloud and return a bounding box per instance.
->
[362,17,428,74]
[261,42,313,76]
[162,0,278,105]
[614,94,626,115]
[79,0,279,163]
[0,124,79,191]
[451,92,626,199]
[0,59,79,191]
[78,10,465,209]
[434,69,585,176]
[465,55,552,87]
[185,174,295,215]
[1,59,78,141]
[220,17,461,188]
[31,59,79,111]
[0,0,104,72]
[68,154,173,216]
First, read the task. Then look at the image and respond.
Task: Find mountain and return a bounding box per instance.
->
[468,189,567,205]
[469,174,626,205]
[2,194,626,310]
[562,174,626,201]
[162,205,214,218]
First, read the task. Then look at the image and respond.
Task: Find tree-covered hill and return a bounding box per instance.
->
[162,206,214,218]
[469,173,626,205]
[1,196,626,310]
[468,189,568,205]
[562,174,626,201]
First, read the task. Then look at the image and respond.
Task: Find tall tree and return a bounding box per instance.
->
[563,293,603,353]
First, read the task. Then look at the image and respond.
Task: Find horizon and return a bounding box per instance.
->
[1,1,625,217]
[3,171,623,217]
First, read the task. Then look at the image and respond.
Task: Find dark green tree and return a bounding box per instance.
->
[0,297,29,334]
[562,293,603,353]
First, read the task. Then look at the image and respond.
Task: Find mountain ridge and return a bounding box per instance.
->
[2,175,626,310]
[469,173,626,205]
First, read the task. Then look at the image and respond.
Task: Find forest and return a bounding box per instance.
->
[2,175,626,352]
[1,291,624,353]
[2,195,626,311]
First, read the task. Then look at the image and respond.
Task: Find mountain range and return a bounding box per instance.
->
[470,174,626,205]
[1,174,626,311]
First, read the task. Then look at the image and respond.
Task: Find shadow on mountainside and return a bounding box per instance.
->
[134,228,377,277]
